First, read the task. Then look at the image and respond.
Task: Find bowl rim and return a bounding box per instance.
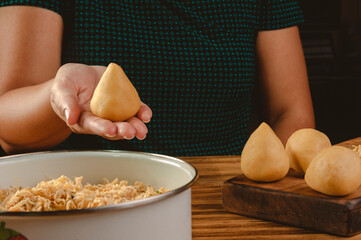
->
[0,150,198,217]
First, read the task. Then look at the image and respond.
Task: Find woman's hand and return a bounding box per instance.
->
[50,63,152,140]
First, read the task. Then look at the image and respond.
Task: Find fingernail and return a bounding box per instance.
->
[64,109,69,125]
[142,116,151,123]
[137,135,146,140]
[105,133,117,138]
[124,135,134,140]
[142,113,151,123]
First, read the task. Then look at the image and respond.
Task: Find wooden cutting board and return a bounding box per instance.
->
[222,169,361,237]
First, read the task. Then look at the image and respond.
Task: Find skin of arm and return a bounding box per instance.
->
[0,6,151,154]
[256,26,315,144]
[0,6,69,154]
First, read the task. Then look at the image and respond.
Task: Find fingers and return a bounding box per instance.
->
[114,122,137,140]
[104,117,148,140]
[50,77,81,126]
[71,112,148,141]
[51,82,150,141]
[72,111,118,138]
[64,112,150,141]
[62,93,81,126]
[75,113,148,140]
[137,102,152,123]
[126,117,148,140]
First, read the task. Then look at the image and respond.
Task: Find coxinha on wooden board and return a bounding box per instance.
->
[241,122,361,196]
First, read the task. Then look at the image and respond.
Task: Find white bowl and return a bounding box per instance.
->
[0,150,198,240]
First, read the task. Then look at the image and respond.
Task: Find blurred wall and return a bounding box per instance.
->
[299,0,361,144]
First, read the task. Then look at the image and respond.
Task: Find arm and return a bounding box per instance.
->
[0,6,151,155]
[0,6,70,154]
[256,26,315,144]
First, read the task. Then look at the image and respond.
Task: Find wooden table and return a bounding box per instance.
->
[182,137,361,239]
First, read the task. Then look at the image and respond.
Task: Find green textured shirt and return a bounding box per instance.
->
[0,0,303,156]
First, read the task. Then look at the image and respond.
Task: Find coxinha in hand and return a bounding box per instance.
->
[90,63,141,122]
[241,122,361,196]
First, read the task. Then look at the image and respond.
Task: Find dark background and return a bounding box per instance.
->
[0,1,360,156]
[298,0,361,144]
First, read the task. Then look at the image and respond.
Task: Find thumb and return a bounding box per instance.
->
[62,94,81,126]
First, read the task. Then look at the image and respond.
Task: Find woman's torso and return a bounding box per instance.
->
[0,0,303,156]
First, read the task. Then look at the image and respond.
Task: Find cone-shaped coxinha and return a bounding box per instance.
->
[241,122,289,182]
[90,63,141,122]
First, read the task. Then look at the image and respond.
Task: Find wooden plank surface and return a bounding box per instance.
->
[183,138,361,239]
[222,171,361,236]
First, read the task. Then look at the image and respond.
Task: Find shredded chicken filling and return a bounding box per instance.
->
[0,176,167,212]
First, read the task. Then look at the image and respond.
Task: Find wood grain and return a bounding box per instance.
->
[183,138,361,239]
[222,170,361,236]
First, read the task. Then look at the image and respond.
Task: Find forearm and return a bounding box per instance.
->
[0,6,66,154]
[269,109,315,145]
[256,26,315,145]
[0,79,71,154]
